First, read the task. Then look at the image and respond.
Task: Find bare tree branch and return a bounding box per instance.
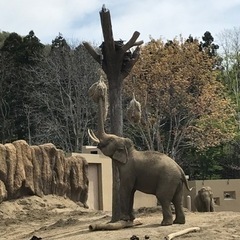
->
[122,31,143,52]
[82,42,102,64]
[99,9,115,55]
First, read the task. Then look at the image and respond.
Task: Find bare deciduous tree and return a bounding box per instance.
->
[28,41,99,152]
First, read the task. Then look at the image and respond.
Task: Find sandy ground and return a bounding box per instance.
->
[0,195,240,240]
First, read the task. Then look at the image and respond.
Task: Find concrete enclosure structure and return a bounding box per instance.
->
[183,179,240,212]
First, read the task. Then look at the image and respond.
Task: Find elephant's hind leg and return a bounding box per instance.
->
[158,199,173,226]
[172,203,185,224]
[172,185,185,224]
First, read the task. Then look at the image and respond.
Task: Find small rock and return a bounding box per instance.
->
[130,235,139,240]
[30,236,42,240]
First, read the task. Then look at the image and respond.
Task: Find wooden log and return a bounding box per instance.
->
[89,219,142,231]
[164,227,201,240]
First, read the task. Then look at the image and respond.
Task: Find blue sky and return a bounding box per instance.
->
[0,0,239,46]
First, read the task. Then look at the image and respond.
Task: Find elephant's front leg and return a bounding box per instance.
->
[128,189,136,221]
[119,183,134,221]
[210,199,215,212]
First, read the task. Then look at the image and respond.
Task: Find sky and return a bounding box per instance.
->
[0,0,240,46]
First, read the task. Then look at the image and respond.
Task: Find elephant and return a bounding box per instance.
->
[194,186,214,212]
[88,129,192,226]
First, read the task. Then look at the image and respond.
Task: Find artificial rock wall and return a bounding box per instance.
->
[0,140,88,206]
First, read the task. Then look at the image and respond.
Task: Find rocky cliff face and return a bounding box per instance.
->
[0,140,88,207]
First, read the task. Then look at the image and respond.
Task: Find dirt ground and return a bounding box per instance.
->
[0,195,240,240]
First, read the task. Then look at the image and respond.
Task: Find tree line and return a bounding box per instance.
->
[0,31,99,152]
[0,28,240,180]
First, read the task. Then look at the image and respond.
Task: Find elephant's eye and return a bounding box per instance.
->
[97,142,105,149]
[98,139,111,149]
[97,143,101,148]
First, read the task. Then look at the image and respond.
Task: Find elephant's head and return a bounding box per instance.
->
[198,186,213,199]
[88,83,134,164]
[88,129,134,164]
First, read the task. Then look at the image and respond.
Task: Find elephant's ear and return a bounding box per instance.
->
[112,138,132,164]
[112,146,128,164]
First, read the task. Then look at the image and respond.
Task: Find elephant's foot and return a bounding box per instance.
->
[173,217,185,224]
[120,212,135,222]
[161,219,173,226]
[120,214,132,222]
[129,213,135,221]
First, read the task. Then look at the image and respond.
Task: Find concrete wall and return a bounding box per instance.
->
[183,179,240,212]
[79,146,157,211]
[74,146,112,211]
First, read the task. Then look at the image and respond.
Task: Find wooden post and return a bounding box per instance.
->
[83,5,143,222]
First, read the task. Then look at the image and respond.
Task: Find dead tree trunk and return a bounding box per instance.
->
[83,5,143,222]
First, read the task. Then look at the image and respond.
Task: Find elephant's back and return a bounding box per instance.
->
[140,151,179,168]
[133,151,183,194]
[135,151,182,179]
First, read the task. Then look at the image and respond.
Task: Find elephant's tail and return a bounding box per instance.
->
[183,177,193,192]
[180,169,193,192]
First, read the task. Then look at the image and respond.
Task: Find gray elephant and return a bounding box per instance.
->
[88,128,192,226]
[194,186,214,212]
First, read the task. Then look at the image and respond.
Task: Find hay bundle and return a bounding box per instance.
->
[88,72,108,121]
[127,94,142,124]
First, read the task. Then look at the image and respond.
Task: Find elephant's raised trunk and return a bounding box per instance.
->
[97,95,107,140]
[88,73,108,142]
[88,96,108,143]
